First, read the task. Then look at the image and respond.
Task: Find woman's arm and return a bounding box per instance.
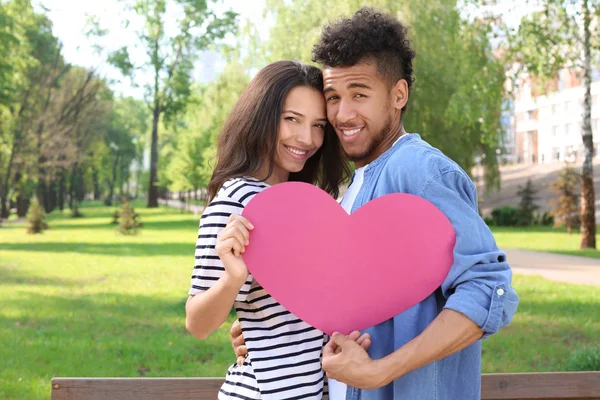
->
[185,215,253,340]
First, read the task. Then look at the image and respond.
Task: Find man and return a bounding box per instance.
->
[232,7,519,399]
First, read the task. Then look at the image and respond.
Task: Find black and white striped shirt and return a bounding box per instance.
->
[189,177,329,399]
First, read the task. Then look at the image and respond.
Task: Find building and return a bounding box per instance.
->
[513,69,600,164]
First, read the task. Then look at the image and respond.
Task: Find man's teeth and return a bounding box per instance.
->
[286,146,308,155]
[343,128,362,136]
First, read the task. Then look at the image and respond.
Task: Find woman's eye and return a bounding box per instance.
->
[314,124,326,129]
[285,116,298,122]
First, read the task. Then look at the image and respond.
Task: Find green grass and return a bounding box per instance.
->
[481,274,599,373]
[491,225,600,259]
[0,201,236,400]
[1,204,599,399]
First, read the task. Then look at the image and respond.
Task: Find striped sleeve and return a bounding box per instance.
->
[189,196,253,302]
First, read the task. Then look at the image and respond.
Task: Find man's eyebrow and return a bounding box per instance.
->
[348,82,372,90]
[323,86,335,94]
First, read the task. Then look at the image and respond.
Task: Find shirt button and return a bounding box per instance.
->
[497,288,505,296]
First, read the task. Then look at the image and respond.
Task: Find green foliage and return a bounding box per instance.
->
[516,179,539,226]
[70,204,84,218]
[165,62,249,194]
[117,200,142,235]
[255,0,506,191]
[566,347,600,372]
[99,0,238,206]
[490,205,519,226]
[550,167,581,233]
[26,197,48,234]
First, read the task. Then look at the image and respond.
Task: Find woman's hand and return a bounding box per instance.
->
[215,215,254,285]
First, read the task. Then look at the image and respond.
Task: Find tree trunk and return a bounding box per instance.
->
[580,0,596,249]
[69,164,77,209]
[76,167,85,203]
[148,104,161,208]
[105,153,120,206]
[48,176,57,213]
[58,170,65,211]
[0,137,19,219]
[92,165,101,200]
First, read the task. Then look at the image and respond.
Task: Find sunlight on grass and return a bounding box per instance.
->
[1,204,599,399]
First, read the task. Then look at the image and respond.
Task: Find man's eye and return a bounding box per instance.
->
[326,96,339,102]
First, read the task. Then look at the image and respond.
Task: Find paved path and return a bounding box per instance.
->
[505,248,600,287]
[158,199,205,217]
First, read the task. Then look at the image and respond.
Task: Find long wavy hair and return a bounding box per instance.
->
[207,60,350,202]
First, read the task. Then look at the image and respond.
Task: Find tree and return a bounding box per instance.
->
[166,61,249,199]
[118,199,142,235]
[516,178,539,225]
[26,197,48,234]
[257,0,506,190]
[509,0,600,248]
[0,0,62,218]
[103,0,237,208]
[550,166,581,234]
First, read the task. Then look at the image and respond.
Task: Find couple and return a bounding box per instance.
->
[185,7,519,400]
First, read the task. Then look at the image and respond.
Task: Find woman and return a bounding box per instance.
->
[185,60,363,399]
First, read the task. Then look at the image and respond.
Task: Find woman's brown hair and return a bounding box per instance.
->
[207,60,350,202]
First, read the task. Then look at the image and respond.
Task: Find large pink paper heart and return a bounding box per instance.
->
[242,182,456,335]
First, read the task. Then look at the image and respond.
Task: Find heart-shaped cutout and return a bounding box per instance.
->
[242,182,456,335]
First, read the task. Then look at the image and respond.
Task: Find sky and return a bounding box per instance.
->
[35,0,267,98]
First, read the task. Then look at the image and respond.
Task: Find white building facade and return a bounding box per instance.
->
[513,70,600,164]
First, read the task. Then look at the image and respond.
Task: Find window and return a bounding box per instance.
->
[553,147,561,161]
[552,126,560,137]
[552,103,559,115]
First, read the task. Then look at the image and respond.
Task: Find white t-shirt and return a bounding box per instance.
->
[329,136,402,398]
[328,165,367,399]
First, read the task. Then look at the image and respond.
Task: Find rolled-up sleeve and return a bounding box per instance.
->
[420,170,519,337]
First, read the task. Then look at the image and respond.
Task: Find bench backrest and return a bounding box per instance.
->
[50,372,600,400]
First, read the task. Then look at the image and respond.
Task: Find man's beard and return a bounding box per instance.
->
[344,114,394,163]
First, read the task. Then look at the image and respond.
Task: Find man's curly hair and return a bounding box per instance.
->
[312,7,416,113]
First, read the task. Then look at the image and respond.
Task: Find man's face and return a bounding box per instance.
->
[323,62,407,167]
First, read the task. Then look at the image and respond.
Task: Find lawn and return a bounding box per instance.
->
[491,225,600,259]
[1,203,599,399]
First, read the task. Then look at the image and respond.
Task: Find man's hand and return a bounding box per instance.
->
[230,323,372,367]
[230,320,247,366]
[322,332,383,389]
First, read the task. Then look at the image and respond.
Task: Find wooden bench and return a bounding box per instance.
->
[51,372,600,399]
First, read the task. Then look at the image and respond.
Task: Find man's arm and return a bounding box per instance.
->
[323,310,481,388]
[323,170,519,388]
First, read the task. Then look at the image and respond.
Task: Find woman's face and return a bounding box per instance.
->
[272,85,328,179]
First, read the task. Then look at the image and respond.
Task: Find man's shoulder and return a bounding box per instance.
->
[383,135,465,181]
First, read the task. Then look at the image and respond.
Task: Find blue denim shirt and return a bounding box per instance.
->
[345,134,519,400]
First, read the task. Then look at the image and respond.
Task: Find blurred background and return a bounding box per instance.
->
[0,1,599,399]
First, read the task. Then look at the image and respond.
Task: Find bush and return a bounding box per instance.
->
[110,210,120,225]
[538,211,554,226]
[27,198,49,234]
[117,201,142,235]
[550,167,580,234]
[71,204,84,218]
[490,206,519,226]
[516,179,539,226]
[565,347,600,371]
